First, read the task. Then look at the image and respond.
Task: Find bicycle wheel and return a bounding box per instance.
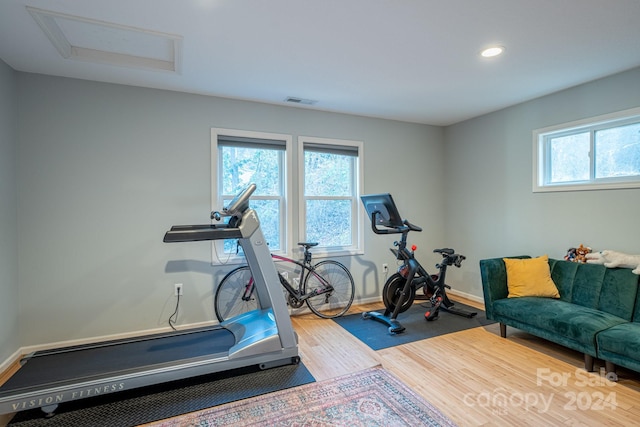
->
[382,273,415,314]
[214,266,260,322]
[304,260,355,318]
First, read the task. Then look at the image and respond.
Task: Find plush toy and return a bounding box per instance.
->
[564,247,577,262]
[585,250,640,275]
[564,244,591,263]
[574,244,592,263]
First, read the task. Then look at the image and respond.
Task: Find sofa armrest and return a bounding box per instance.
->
[479,256,530,319]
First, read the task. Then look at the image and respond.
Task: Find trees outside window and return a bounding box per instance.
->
[301,137,362,251]
[534,107,640,192]
[212,129,363,264]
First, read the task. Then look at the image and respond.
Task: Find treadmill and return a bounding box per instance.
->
[0,183,299,417]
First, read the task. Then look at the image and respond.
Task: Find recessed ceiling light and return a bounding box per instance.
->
[480,46,505,58]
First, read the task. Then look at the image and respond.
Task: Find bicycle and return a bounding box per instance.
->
[215,242,355,322]
[361,193,476,334]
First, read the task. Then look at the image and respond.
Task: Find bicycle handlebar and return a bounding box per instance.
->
[403,219,422,232]
[438,253,466,268]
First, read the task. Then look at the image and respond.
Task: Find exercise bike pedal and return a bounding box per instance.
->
[424,309,439,321]
[425,296,443,321]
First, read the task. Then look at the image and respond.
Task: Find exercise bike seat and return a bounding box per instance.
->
[433,248,455,255]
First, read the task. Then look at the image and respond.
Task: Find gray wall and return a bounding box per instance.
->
[443,67,640,297]
[6,65,640,352]
[15,73,445,346]
[0,59,19,363]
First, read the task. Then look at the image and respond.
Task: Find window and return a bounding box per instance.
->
[211,129,363,264]
[299,137,364,256]
[211,128,292,263]
[533,107,640,192]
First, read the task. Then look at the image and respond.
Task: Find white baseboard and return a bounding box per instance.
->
[0,348,22,376]
[355,295,383,305]
[356,290,482,306]
[447,288,484,304]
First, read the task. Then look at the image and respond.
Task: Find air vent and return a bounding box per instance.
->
[285,97,318,105]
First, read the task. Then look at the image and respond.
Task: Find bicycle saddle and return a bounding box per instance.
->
[298,242,319,249]
[433,248,455,255]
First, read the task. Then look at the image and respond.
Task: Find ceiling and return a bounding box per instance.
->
[1,0,639,126]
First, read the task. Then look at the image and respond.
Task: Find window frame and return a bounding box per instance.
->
[211,127,293,265]
[533,107,640,193]
[297,136,364,258]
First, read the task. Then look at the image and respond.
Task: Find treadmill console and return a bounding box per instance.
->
[224,183,256,217]
[163,183,258,243]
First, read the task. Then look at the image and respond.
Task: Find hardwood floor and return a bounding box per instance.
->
[292,297,640,426]
[2,297,639,426]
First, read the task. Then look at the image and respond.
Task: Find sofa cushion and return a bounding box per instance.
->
[569,263,606,308]
[548,259,639,318]
[548,259,578,302]
[596,322,640,356]
[598,267,640,320]
[504,255,560,298]
[493,297,628,347]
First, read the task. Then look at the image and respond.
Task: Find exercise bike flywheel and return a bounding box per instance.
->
[382,273,416,314]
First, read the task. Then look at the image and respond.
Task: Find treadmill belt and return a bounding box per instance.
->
[0,327,235,393]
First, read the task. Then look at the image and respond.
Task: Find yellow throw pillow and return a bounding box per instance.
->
[503,255,560,298]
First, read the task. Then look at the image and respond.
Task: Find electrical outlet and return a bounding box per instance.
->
[382,263,388,273]
[174,283,183,296]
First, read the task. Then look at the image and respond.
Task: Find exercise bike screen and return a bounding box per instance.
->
[361,193,404,228]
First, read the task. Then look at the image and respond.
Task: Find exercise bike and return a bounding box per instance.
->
[361,193,477,334]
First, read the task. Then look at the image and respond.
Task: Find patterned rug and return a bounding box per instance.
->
[149,366,457,426]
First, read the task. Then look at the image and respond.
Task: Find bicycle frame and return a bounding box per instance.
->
[237,252,334,304]
[214,237,354,322]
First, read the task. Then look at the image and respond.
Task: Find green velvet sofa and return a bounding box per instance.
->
[480,256,640,380]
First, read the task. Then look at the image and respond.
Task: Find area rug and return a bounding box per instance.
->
[333,301,495,351]
[149,366,457,426]
[8,363,314,427]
